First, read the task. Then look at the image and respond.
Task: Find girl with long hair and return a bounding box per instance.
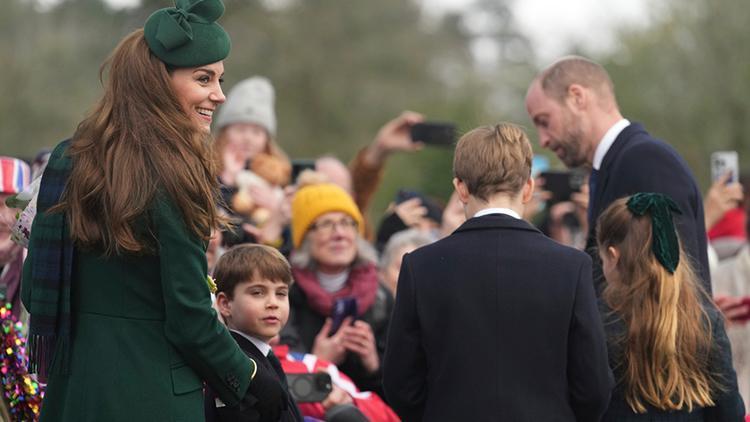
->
[596,193,744,420]
[21,1,282,420]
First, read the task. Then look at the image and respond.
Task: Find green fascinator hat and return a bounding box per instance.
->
[144,0,231,67]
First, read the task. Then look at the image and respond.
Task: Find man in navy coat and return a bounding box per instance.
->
[382,123,613,421]
[525,56,711,293]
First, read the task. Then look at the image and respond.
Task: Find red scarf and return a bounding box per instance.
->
[293,263,378,317]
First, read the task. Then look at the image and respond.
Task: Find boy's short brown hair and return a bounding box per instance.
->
[214,244,293,298]
[453,123,533,201]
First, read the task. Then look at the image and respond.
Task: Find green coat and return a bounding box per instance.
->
[22,169,253,421]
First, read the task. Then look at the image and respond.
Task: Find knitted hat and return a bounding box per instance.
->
[0,157,31,195]
[144,0,231,67]
[214,76,277,136]
[291,183,364,248]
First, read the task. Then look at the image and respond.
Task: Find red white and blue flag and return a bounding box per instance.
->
[0,156,31,195]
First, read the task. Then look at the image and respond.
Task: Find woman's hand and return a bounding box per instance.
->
[340,320,379,373]
[312,318,350,365]
[320,384,354,410]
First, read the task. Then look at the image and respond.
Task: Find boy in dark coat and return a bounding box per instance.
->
[206,244,303,422]
[383,123,613,421]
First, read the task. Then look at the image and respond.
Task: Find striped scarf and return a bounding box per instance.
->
[26,140,73,378]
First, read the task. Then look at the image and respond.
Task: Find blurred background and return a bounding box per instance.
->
[2,0,748,221]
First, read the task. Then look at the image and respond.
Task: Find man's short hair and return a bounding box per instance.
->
[539,55,615,103]
[214,244,293,298]
[453,123,532,201]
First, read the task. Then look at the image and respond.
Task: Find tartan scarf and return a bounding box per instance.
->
[27,139,73,378]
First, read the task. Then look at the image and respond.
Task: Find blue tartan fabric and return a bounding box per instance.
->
[25,139,73,377]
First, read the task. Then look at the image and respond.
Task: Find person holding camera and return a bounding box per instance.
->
[281,183,393,399]
[525,56,711,294]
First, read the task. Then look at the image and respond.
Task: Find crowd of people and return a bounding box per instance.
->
[1,0,750,421]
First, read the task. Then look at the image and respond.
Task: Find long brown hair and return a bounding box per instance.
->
[57,29,223,254]
[596,197,716,413]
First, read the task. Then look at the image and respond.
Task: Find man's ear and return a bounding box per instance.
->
[215,292,233,319]
[453,177,470,204]
[521,176,535,204]
[567,84,588,111]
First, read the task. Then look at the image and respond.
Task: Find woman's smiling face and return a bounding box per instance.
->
[169,61,226,132]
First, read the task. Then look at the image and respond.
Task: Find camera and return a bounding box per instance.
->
[287,372,333,403]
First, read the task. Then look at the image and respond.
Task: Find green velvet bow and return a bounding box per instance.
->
[626,192,683,273]
[155,0,224,51]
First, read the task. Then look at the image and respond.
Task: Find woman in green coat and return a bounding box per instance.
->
[21,1,283,420]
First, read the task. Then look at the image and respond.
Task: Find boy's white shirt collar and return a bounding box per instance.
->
[230,329,272,356]
[474,208,520,219]
[593,118,630,170]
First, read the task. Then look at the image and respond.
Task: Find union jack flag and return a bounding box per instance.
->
[0,156,30,195]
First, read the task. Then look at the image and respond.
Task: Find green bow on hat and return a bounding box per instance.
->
[144,0,231,67]
[626,192,683,273]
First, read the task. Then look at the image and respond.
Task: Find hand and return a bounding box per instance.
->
[704,172,744,230]
[320,385,353,411]
[714,295,750,327]
[243,359,287,422]
[440,190,466,237]
[312,318,350,365]
[221,142,250,186]
[363,111,425,166]
[340,320,379,373]
[247,184,283,213]
[393,197,428,227]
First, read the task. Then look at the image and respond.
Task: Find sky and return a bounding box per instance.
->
[426,0,652,63]
[88,0,653,64]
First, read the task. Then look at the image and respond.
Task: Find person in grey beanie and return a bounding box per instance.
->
[214,76,293,249]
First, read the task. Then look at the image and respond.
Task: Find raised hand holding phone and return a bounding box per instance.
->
[711,150,739,184]
[410,121,457,146]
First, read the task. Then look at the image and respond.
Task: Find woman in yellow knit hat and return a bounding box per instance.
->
[283,182,393,399]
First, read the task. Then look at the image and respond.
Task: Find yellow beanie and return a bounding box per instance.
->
[291,183,364,248]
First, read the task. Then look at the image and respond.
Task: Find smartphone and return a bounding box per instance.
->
[539,170,584,203]
[410,122,457,146]
[711,151,739,184]
[287,372,333,403]
[328,296,357,336]
[395,189,421,205]
[291,158,316,183]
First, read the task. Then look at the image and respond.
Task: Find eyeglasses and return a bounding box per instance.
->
[309,217,358,235]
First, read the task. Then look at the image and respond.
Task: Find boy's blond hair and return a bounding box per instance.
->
[453,123,532,201]
[214,244,293,298]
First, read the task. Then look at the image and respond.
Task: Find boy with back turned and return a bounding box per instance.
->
[382,123,613,421]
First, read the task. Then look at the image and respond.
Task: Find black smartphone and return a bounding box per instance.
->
[410,122,457,146]
[286,372,333,403]
[328,296,357,336]
[395,189,421,205]
[291,158,316,183]
[540,170,584,203]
